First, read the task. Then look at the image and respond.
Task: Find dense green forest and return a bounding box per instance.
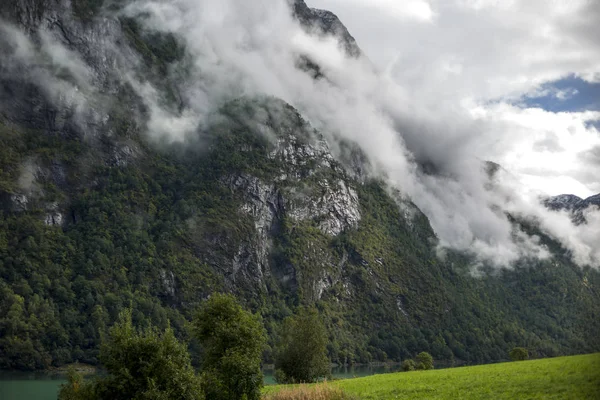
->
[0,0,599,372]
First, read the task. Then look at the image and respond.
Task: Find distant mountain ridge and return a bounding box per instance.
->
[543,193,600,224]
[544,193,600,212]
[291,0,362,57]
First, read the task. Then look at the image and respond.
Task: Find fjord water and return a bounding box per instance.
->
[262,364,402,385]
[0,372,64,400]
[0,364,401,399]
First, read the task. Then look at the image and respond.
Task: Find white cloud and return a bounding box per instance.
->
[338,0,436,22]
[469,105,600,196]
[0,22,102,131]
[309,1,600,195]
[555,88,579,101]
[311,0,600,96]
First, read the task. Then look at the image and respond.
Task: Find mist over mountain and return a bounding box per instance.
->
[544,194,600,213]
[0,0,598,371]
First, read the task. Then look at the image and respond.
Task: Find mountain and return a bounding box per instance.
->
[543,194,585,211]
[543,193,600,224]
[0,0,599,371]
[291,0,362,58]
[544,194,600,212]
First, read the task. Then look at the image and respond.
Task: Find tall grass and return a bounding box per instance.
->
[263,384,359,400]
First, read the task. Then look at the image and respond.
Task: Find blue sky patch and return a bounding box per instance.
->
[520,75,600,112]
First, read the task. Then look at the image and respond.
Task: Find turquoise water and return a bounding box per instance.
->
[263,364,402,385]
[0,372,65,400]
[0,364,401,399]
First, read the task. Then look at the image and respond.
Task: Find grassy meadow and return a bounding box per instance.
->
[264,353,600,400]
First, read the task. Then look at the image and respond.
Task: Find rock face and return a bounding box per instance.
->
[543,194,585,211]
[268,135,361,237]
[220,99,361,297]
[291,0,362,57]
[0,0,124,136]
[576,194,600,211]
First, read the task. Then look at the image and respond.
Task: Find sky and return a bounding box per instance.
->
[310,0,600,198]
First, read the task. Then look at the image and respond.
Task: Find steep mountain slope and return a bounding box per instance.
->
[291,0,361,57]
[543,193,600,224]
[0,0,599,371]
[543,194,585,211]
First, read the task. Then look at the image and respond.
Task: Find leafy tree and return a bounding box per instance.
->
[57,367,94,400]
[194,293,266,400]
[415,352,434,370]
[274,307,331,383]
[509,347,529,361]
[401,359,416,372]
[58,309,203,400]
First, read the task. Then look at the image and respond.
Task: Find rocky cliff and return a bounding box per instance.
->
[291,0,361,57]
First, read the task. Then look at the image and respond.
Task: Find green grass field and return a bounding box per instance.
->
[265,353,600,399]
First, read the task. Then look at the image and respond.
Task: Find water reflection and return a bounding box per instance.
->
[0,364,402,399]
[0,372,65,400]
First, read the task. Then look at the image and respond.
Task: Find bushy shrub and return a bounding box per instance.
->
[401,352,434,372]
[274,307,331,383]
[401,359,416,372]
[57,367,95,400]
[416,352,434,370]
[509,347,529,361]
[58,310,203,400]
[194,293,266,400]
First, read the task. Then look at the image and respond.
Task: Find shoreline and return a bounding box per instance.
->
[261,361,401,370]
[3,361,401,375]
